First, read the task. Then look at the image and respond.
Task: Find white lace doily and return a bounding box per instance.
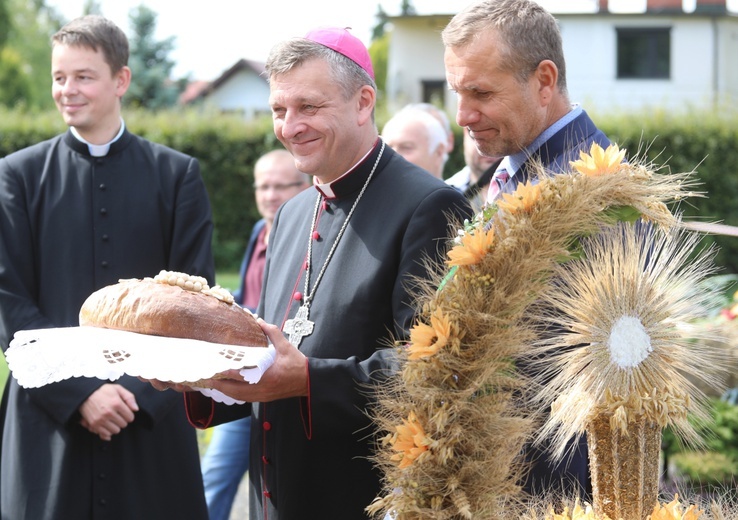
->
[6,327,276,405]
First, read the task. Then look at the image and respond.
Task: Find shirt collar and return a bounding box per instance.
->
[507,104,582,174]
[313,138,382,199]
[70,118,126,157]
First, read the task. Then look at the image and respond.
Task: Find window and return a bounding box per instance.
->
[616,27,671,79]
[422,80,446,106]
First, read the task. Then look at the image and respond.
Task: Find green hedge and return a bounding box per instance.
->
[0,108,277,271]
[2,107,738,273]
[594,109,738,275]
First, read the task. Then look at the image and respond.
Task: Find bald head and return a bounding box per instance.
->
[381,107,448,178]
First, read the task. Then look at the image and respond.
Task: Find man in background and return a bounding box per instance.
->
[381,104,448,179]
[0,15,213,519]
[407,102,456,157]
[200,149,309,520]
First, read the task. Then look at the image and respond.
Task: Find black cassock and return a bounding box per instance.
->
[186,141,472,519]
[0,129,214,520]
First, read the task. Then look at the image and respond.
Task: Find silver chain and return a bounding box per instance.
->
[302,141,386,306]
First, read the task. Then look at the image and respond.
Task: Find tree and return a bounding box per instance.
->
[82,0,102,16]
[125,4,180,110]
[0,0,61,109]
[0,47,33,107]
[0,0,11,49]
[369,34,389,95]
[400,0,417,15]
[372,4,389,40]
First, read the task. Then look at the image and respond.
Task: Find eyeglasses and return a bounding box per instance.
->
[253,182,305,193]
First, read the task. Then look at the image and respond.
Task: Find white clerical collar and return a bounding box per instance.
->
[313,142,376,199]
[70,118,126,157]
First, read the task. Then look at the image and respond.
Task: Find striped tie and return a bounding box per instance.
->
[488,168,510,201]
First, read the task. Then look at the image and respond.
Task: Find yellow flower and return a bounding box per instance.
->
[447,227,495,267]
[407,307,452,360]
[570,143,626,177]
[649,495,703,520]
[391,411,431,469]
[497,179,541,214]
[546,499,610,520]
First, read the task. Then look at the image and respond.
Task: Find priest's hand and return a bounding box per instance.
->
[197,318,308,403]
[79,383,139,441]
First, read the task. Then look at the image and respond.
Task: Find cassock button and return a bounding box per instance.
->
[262,421,272,431]
[261,455,270,465]
[263,491,272,498]
[99,208,107,215]
[101,261,109,268]
[99,183,106,191]
[293,292,302,301]
[99,498,107,505]
[312,231,320,240]
[321,200,328,210]
[98,472,106,479]
[101,234,109,242]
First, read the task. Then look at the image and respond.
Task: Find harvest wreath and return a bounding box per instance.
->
[368,144,734,520]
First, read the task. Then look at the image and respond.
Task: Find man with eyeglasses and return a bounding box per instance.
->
[199,148,309,520]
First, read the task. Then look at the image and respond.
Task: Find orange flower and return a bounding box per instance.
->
[497,179,541,214]
[570,143,626,177]
[407,307,452,360]
[649,495,703,520]
[447,227,495,267]
[391,411,431,469]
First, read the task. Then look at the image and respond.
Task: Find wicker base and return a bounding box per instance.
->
[586,413,661,520]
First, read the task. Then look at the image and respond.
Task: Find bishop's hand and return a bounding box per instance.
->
[194,318,309,403]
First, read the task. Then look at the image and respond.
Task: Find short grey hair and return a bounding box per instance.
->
[442,0,568,95]
[265,37,377,101]
[383,107,449,163]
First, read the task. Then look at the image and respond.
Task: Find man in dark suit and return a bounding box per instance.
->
[444,0,610,205]
[443,0,612,499]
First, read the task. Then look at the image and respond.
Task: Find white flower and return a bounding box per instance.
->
[608,315,652,368]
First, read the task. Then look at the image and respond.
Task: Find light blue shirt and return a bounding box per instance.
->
[487,104,582,203]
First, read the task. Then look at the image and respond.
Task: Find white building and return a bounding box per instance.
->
[181,59,270,120]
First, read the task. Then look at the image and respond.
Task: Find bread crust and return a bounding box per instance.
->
[79,278,267,348]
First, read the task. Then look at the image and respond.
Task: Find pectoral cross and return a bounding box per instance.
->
[283,305,314,347]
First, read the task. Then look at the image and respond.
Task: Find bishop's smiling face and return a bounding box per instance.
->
[269,58,372,184]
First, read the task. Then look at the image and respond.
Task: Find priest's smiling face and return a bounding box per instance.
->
[51,43,131,144]
[269,58,376,183]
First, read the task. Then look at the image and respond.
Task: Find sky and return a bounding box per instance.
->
[44,0,736,81]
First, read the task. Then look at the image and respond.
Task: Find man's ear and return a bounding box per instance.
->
[115,66,132,98]
[534,59,558,106]
[357,85,376,126]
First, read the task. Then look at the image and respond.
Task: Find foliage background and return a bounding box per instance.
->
[2,107,738,274]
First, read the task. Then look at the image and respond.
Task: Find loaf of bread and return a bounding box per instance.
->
[79,270,268,348]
